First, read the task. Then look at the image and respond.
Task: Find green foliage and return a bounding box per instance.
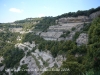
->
[56,6,100,19]
[24,47,28,51]
[84,69,94,75]
[26,51,31,56]
[54,63,58,67]
[43,60,49,67]
[0,63,3,67]
[14,18,42,23]
[58,50,65,55]
[88,17,100,44]
[84,17,100,73]
[83,69,100,75]
[58,54,86,75]
[38,40,76,57]
[0,18,43,31]
[82,23,91,33]
[42,54,85,75]
[1,6,100,75]
[73,31,81,41]
[22,32,44,44]
[0,32,19,42]
[62,61,85,75]
[42,16,100,75]
[3,48,24,68]
[32,46,36,52]
[71,45,87,55]
[0,23,22,29]
[34,17,56,31]
[60,31,70,38]
[0,43,14,56]
[32,54,41,68]
[71,27,76,31]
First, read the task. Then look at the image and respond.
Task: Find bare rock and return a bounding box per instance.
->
[89,11,100,19]
[76,33,88,46]
[0,57,4,63]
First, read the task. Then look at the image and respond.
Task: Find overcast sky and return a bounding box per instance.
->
[0,0,100,23]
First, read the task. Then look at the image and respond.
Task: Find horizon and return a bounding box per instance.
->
[0,0,100,23]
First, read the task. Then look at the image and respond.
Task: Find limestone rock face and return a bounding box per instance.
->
[76,33,88,46]
[41,22,84,41]
[58,16,89,24]
[89,11,100,19]
[0,57,3,63]
[40,31,63,40]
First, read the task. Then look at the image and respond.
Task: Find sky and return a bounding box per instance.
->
[0,0,100,23]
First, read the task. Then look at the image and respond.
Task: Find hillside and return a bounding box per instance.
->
[0,6,100,75]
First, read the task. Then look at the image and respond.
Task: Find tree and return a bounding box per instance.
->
[3,48,24,68]
[61,55,85,75]
[86,17,100,73]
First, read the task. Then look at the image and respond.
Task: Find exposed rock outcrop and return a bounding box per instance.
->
[76,33,88,46]
[9,28,22,32]
[57,16,89,24]
[41,22,85,41]
[0,57,3,63]
[14,42,66,75]
[40,31,63,40]
[89,11,100,19]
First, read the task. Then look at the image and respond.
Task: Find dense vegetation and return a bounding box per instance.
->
[56,6,100,19]
[22,32,44,44]
[0,32,20,56]
[14,18,42,23]
[0,32,19,42]
[0,18,43,31]
[34,17,56,31]
[60,30,70,38]
[72,23,91,41]
[86,17,100,74]
[3,47,24,68]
